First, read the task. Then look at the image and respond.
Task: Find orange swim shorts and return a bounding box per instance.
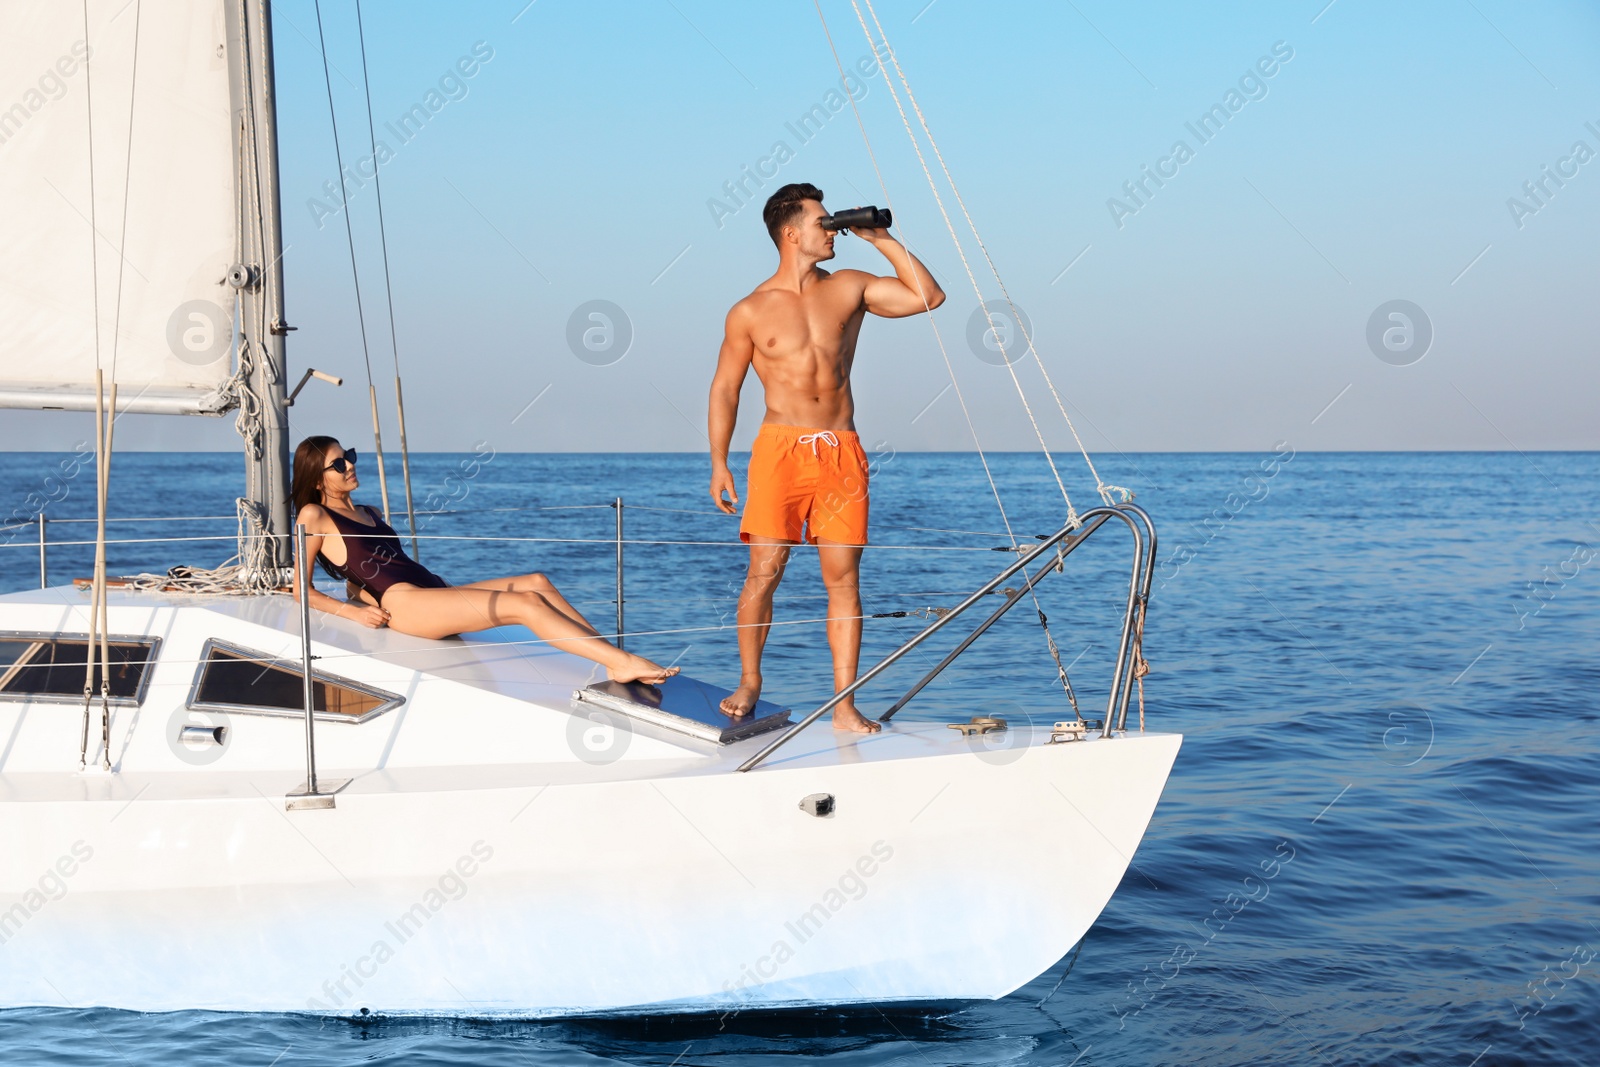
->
[739,424,869,545]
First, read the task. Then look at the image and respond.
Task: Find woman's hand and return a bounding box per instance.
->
[344,603,390,628]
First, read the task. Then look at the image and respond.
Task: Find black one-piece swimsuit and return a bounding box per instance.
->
[318,505,448,603]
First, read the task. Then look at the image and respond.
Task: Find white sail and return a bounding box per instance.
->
[0,0,237,415]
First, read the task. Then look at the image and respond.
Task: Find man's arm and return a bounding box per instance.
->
[855,228,946,317]
[708,305,755,514]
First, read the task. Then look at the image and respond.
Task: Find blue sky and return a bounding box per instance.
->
[14,0,1600,455]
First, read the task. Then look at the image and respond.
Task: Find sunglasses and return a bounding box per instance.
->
[323,449,358,474]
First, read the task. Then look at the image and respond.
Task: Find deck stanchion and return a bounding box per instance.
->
[287,523,346,810]
[37,513,46,589]
[615,497,625,649]
[296,523,320,795]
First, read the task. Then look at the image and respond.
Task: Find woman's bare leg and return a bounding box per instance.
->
[382,584,677,684]
[458,572,600,633]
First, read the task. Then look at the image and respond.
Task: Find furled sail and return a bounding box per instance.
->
[0,0,238,415]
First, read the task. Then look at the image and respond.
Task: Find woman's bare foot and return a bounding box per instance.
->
[720,677,762,717]
[832,700,882,734]
[608,655,680,686]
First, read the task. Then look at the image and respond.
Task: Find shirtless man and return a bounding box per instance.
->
[708,182,944,732]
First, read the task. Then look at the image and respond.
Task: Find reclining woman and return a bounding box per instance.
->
[290,435,678,685]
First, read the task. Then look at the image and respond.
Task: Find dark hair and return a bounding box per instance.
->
[763,182,823,247]
[291,435,340,515]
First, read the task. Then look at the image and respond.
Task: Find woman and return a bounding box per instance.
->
[290,435,677,685]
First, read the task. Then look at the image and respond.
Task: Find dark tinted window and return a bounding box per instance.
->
[192,646,385,718]
[0,638,155,702]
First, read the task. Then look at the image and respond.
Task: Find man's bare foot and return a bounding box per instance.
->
[831,701,882,734]
[720,678,761,718]
[608,655,681,686]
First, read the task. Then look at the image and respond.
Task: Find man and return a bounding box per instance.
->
[708,182,944,732]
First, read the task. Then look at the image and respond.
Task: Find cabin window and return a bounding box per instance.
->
[187,640,400,724]
[0,634,159,706]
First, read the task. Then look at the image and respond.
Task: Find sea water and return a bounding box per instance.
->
[0,450,1595,1066]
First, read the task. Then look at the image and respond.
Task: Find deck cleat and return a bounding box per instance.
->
[948,715,1007,737]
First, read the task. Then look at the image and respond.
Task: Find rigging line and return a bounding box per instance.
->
[79,374,103,768]
[352,0,419,557]
[96,378,117,770]
[80,0,103,378]
[811,0,1022,555]
[78,3,104,768]
[7,534,999,550]
[814,5,1032,543]
[312,0,392,522]
[284,611,970,662]
[213,1,281,589]
[247,0,276,424]
[47,514,242,525]
[247,0,275,428]
[225,8,257,579]
[392,535,1002,551]
[844,0,1076,524]
[858,0,1097,489]
[90,0,155,744]
[828,0,1085,710]
[819,9,1073,719]
[620,503,1036,539]
[857,0,1128,505]
[220,0,278,591]
[106,0,143,384]
[228,0,274,588]
[41,604,968,673]
[225,7,256,467]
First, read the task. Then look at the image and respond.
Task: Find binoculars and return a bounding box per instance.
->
[819,206,892,232]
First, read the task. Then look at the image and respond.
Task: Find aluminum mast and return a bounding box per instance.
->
[225,0,293,584]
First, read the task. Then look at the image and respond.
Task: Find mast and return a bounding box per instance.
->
[225,0,292,585]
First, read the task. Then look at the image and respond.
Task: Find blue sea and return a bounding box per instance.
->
[1,449,1596,1066]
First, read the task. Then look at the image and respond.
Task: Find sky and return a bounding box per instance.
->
[8,0,1600,457]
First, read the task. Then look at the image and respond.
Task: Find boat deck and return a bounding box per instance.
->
[0,585,1167,798]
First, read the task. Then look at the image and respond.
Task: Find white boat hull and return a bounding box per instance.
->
[0,588,1180,1016]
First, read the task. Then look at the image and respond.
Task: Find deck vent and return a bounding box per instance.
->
[179,724,226,746]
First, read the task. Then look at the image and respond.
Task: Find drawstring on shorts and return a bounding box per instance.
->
[797,431,840,454]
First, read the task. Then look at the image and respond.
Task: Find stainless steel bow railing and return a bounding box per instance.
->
[737,503,1157,772]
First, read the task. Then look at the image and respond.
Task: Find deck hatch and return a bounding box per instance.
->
[0,632,161,706]
[187,638,402,724]
[573,676,791,744]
